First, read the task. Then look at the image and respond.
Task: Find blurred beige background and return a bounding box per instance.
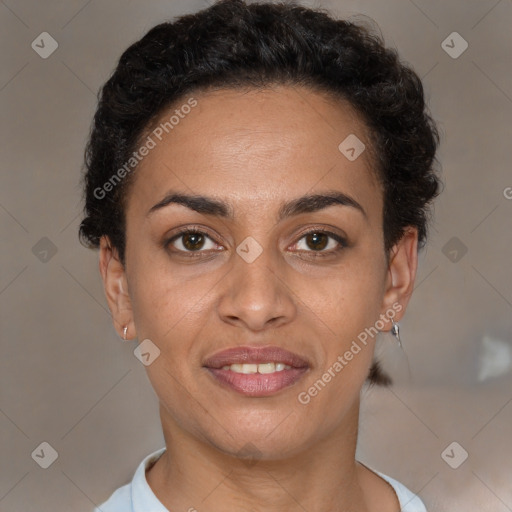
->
[1,1,511,511]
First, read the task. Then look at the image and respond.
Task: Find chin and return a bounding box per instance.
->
[203,418,314,462]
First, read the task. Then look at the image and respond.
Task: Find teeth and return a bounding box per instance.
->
[220,362,292,374]
[258,362,276,374]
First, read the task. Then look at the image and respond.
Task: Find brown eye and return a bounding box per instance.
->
[182,232,205,251]
[167,230,218,253]
[305,232,328,251]
[293,229,347,255]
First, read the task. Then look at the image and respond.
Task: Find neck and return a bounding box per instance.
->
[146,401,371,512]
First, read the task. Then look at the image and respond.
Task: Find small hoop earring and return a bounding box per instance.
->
[123,326,128,341]
[391,320,402,349]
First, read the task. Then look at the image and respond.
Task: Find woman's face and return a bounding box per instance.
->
[102,86,417,459]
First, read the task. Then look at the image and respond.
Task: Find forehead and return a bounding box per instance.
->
[128,86,382,219]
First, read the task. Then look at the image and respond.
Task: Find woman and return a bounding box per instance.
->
[80,0,440,510]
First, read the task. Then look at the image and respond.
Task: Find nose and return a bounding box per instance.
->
[216,244,297,332]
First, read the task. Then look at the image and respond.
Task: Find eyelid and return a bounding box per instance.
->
[164,225,223,252]
[164,224,348,255]
[289,226,348,253]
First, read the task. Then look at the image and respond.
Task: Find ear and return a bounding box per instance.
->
[99,236,136,340]
[379,227,418,331]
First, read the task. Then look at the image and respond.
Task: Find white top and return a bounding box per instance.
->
[94,447,427,512]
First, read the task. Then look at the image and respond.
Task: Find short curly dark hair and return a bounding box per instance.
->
[79,0,441,386]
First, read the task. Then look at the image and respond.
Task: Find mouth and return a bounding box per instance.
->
[203,345,310,397]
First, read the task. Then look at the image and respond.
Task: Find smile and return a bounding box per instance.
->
[221,362,292,373]
[203,345,310,397]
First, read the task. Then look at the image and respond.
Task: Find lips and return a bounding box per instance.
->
[203,345,310,369]
[203,345,310,397]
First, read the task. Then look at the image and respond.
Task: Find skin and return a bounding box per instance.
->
[99,85,418,512]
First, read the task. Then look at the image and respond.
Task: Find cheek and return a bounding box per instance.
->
[126,239,208,335]
[130,271,209,345]
[307,252,386,335]
[293,280,383,429]
[127,257,225,396]
[306,251,386,378]
[128,270,213,410]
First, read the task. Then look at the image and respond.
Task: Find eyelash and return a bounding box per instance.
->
[164,226,347,259]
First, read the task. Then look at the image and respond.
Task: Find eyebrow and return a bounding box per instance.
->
[147,189,367,221]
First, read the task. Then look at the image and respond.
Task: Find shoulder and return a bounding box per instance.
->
[94,483,132,512]
[357,460,427,512]
[376,471,427,512]
[94,447,167,512]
